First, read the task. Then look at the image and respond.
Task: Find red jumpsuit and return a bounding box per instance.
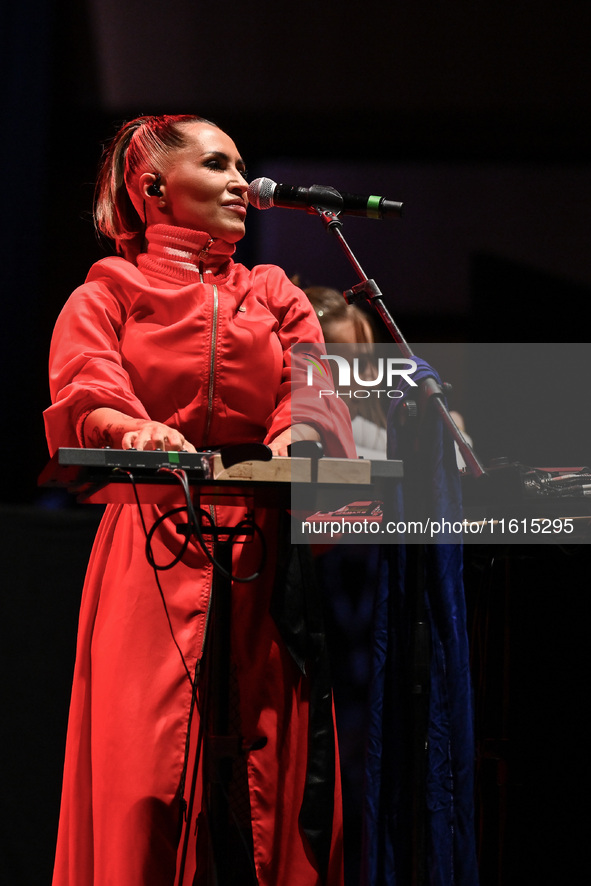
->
[44,225,356,885]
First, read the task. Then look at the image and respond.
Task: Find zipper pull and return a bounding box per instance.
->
[198,238,214,260]
[198,238,215,282]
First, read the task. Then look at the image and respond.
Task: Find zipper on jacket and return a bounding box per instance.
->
[204,282,219,443]
[198,254,219,445]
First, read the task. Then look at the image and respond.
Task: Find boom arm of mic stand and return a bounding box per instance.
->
[313,207,487,479]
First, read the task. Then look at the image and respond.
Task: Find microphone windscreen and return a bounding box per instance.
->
[247,177,276,210]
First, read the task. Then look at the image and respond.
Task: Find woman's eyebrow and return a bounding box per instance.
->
[204,150,247,168]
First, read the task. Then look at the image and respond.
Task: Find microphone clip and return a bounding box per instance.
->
[313,206,343,231]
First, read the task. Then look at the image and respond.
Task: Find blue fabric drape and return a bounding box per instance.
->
[362,359,479,886]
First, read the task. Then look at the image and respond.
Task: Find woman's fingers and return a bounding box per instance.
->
[121,422,196,452]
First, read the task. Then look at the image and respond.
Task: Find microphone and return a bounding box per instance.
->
[247,177,403,220]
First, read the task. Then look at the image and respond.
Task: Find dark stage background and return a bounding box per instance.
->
[1,2,590,884]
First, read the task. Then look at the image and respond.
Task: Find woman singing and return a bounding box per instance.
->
[44,114,355,886]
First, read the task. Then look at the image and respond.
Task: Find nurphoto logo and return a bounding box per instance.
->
[303,352,418,399]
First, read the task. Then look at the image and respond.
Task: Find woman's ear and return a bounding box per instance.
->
[140,172,164,201]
